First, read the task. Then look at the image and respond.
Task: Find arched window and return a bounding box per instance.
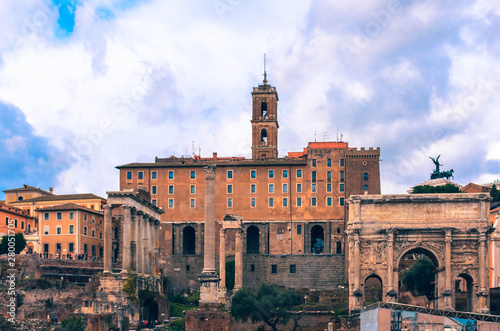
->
[261,102,268,117]
[261,129,268,145]
[455,274,474,312]
[311,225,324,253]
[365,275,383,304]
[246,226,260,254]
[183,226,196,255]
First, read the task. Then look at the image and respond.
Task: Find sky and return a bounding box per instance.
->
[0,0,499,197]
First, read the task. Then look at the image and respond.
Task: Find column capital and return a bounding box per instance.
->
[122,205,133,210]
[204,165,217,180]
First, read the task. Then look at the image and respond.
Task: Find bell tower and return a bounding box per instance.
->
[251,57,279,160]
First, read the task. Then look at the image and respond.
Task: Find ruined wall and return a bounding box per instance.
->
[164,255,204,295]
[243,254,345,290]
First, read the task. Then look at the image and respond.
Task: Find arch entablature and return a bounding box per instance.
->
[394,243,443,269]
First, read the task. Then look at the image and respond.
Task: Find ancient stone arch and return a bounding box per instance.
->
[346,193,492,314]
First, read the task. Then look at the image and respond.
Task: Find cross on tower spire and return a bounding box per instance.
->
[263,53,267,85]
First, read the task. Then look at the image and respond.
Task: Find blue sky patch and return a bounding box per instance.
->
[0,102,67,195]
[53,0,78,37]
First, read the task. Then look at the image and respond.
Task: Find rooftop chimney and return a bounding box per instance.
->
[49,187,53,194]
[213,152,217,159]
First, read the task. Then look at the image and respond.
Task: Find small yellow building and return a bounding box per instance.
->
[36,203,104,259]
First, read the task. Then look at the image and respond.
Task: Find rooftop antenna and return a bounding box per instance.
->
[324,132,328,142]
[192,141,195,156]
[314,131,317,142]
[263,53,268,85]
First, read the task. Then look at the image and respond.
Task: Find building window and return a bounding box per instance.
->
[84,244,88,254]
[283,197,288,207]
[69,243,74,253]
[327,171,332,182]
[190,170,196,179]
[100,231,103,239]
[311,197,317,207]
[312,159,316,167]
[297,183,302,193]
[340,198,345,206]
[152,185,157,194]
[336,241,342,254]
[56,226,62,235]
[340,183,345,192]
[312,171,317,182]
[297,169,302,178]
[227,198,232,208]
[290,265,296,274]
[340,159,345,167]
[227,170,233,179]
[126,171,132,180]
[152,199,157,206]
[337,227,341,234]
[269,169,274,178]
[21,221,24,229]
[269,184,274,193]
[69,225,74,234]
[269,198,274,207]
[271,265,277,274]
[364,172,369,180]
[84,214,87,221]
[190,185,196,194]
[250,264,255,272]
[92,230,95,237]
[152,171,157,179]
[44,213,49,221]
[44,226,49,235]
[340,171,345,182]
[251,198,256,208]
[251,170,256,179]
[69,212,74,220]
[168,185,174,194]
[282,183,288,193]
[57,212,62,220]
[169,199,174,208]
[190,199,196,208]
[364,185,369,191]
[327,183,332,192]
[297,225,302,235]
[327,158,332,167]
[227,184,233,194]
[297,197,302,207]
[84,227,88,235]
[312,183,317,193]
[282,169,288,178]
[327,197,332,206]
[251,184,256,194]
[168,171,174,179]
[138,171,143,180]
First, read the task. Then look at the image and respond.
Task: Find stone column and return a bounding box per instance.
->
[234,228,243,291]
[478,231,489,313]
[121,205,132,273]
[136,211,144,274]
[175,226,182,255]
[199,165,219,308]
[130,209,137,272]
[387,230,395,301]
[149,218,155,275]
[104,205,113,273]
[154,221,160,277]
[352,230,362,311]
[443,229,452,309]
[143,215,150,276]
[218,228,227,302]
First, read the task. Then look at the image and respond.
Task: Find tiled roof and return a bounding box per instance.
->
[10,193,105,203]
[36,203,103,215]
[116,158,307,169]
[0,203,36,218]
[3,185,54,195]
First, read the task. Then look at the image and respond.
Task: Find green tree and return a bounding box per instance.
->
[0,314,15,331]
[230,283,300,331]
[491,185,500,203]
[0,233,27,255]
[412,184,460,194]
[61,315,85,331]
[402,256,435,300]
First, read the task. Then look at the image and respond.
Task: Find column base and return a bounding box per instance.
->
[199,272,220,308]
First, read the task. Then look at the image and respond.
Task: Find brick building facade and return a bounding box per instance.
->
[117,76,381,294]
